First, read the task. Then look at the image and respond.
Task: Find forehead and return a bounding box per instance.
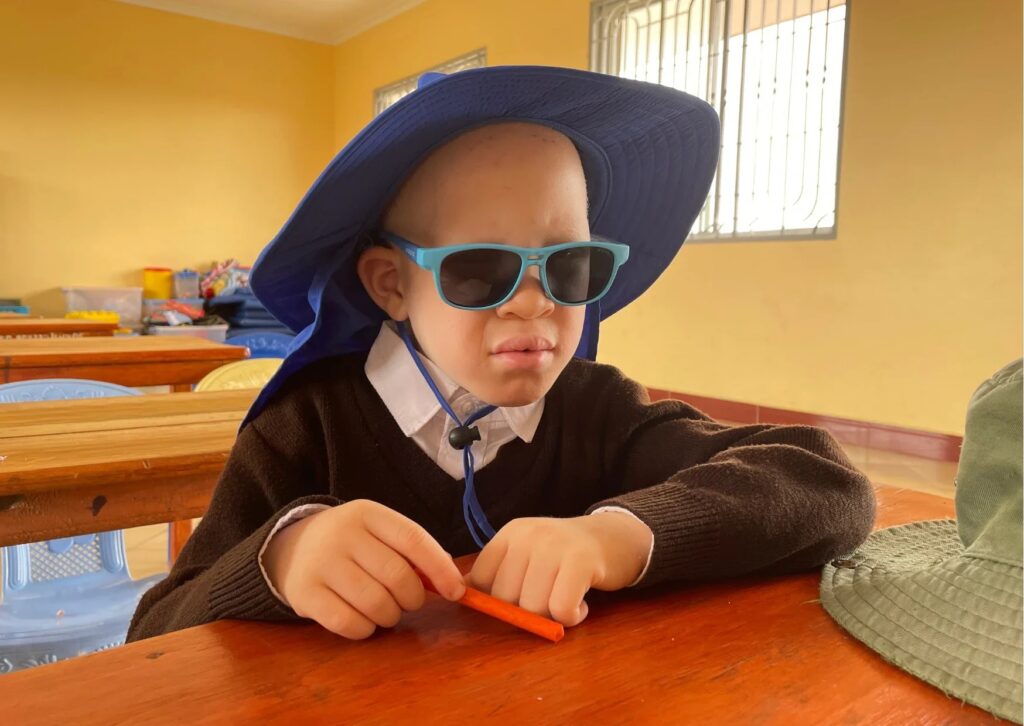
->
[383,122,590,244]
[418,121,581,177]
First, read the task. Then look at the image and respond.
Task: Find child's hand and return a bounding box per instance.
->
[467,512,653,627]
[262,499,465,639]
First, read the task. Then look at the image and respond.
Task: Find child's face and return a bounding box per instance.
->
[359,122,590,406]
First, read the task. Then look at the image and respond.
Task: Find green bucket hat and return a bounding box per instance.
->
[821,359,1023,723]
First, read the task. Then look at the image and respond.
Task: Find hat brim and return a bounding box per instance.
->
[820,520,1023,723]
[250,65,720,335]
[241,66,719,428]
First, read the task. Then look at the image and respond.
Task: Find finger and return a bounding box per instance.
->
[518,555,560,616]
[490,548,530,605]
[323,560,402,629]
[468,536,509,592]
[363,505,464,600]
[350,534,425,612]
[301,585,377,640]
[548,566,592,627]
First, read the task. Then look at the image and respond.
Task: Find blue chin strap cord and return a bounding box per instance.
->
[398,323,497,548]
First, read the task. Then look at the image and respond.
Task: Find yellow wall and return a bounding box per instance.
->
[332,0,1022,434]
[331,0,590,146]
[0,0,334,315]
[1,0,1019,434]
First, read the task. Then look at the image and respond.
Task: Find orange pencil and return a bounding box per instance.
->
[416,571,565,643]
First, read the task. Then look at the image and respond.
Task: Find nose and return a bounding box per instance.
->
[495,267,554,320]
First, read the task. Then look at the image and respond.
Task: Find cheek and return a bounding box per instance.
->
[404,268,453,325]
[403,265,436,303]
[407,287,487,359]
[557,306,587,356]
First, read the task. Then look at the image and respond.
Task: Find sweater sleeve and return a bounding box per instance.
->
[582,367,876,587]
[126,390,343,642]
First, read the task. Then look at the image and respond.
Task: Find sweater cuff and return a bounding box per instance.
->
[208,494,342,621]
[587,483,722,587]
[588,506,654,586]
[259,503,335,604]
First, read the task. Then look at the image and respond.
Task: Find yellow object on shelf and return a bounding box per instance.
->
[143,267,174,299]
[65,310,120,324]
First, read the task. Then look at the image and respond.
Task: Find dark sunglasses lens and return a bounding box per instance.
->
[439,249,522,308]
[546,246,615,304]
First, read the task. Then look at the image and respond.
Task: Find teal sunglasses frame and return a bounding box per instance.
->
[381,232,631,311]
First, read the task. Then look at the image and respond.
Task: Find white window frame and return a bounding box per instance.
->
[590,0,850,242]
[374,49,488,116]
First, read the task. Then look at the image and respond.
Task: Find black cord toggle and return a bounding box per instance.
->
[448,425,482,450]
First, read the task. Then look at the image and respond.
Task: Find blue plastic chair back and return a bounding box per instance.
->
[0,379,166,673]
[226,330,293,359]
[0,379,142,404]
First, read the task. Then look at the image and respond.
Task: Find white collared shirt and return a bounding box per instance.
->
[364,321,545,479]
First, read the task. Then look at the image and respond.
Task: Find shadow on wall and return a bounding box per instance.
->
[20,289,68,319]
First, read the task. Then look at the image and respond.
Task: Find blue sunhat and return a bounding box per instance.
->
[244,65,720,425]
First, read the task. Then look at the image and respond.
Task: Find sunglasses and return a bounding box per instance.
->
[381,233,630,311]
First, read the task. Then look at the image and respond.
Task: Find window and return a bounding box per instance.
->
[591,0,849,240]
[374,49,488,116]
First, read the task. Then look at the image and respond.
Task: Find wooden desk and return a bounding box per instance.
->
[0,487,999,724]
[0,317,117,339]
[0,389,257,555]
[0,336,247,391]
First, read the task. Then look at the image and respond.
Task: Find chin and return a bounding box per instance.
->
[481,376,556,407]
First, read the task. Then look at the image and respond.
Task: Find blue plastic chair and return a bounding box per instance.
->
[226,330,293,359]
[0,379,166,674]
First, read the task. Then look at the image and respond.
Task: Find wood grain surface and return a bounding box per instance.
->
[0,336,247,387]
[2,486,999,725]
[0,389,256,545]
[0,318,117,338]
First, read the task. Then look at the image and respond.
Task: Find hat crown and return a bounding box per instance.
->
[955,358,1023,565]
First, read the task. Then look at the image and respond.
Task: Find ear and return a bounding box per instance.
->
[357,246,409,321]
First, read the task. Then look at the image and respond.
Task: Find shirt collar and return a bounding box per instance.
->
[365,321,545,442]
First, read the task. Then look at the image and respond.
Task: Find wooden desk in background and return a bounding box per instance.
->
[0,388,257,558]
[0,336,247,391]
[0,487,997,725]
[0,317,117,339]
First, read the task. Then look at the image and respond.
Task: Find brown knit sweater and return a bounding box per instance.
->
[126,353,876,641]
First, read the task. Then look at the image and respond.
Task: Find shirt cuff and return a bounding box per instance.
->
[257,503,334,605]
[589,505,655,586]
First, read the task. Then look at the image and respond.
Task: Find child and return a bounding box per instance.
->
[127,67,875,642]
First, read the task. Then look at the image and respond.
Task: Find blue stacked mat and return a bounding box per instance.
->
[207,288,292,335]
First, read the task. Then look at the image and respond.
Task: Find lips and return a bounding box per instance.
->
[492,336,555,354]
[491,336,555,371]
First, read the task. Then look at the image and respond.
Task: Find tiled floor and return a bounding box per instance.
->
[843,443,959,499]
[125,518,201,580]
[121,440,959,581]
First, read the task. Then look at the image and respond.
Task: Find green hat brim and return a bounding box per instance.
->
[821,519,1023,723]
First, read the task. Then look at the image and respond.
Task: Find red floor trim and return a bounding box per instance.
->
[646,388,962,463]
